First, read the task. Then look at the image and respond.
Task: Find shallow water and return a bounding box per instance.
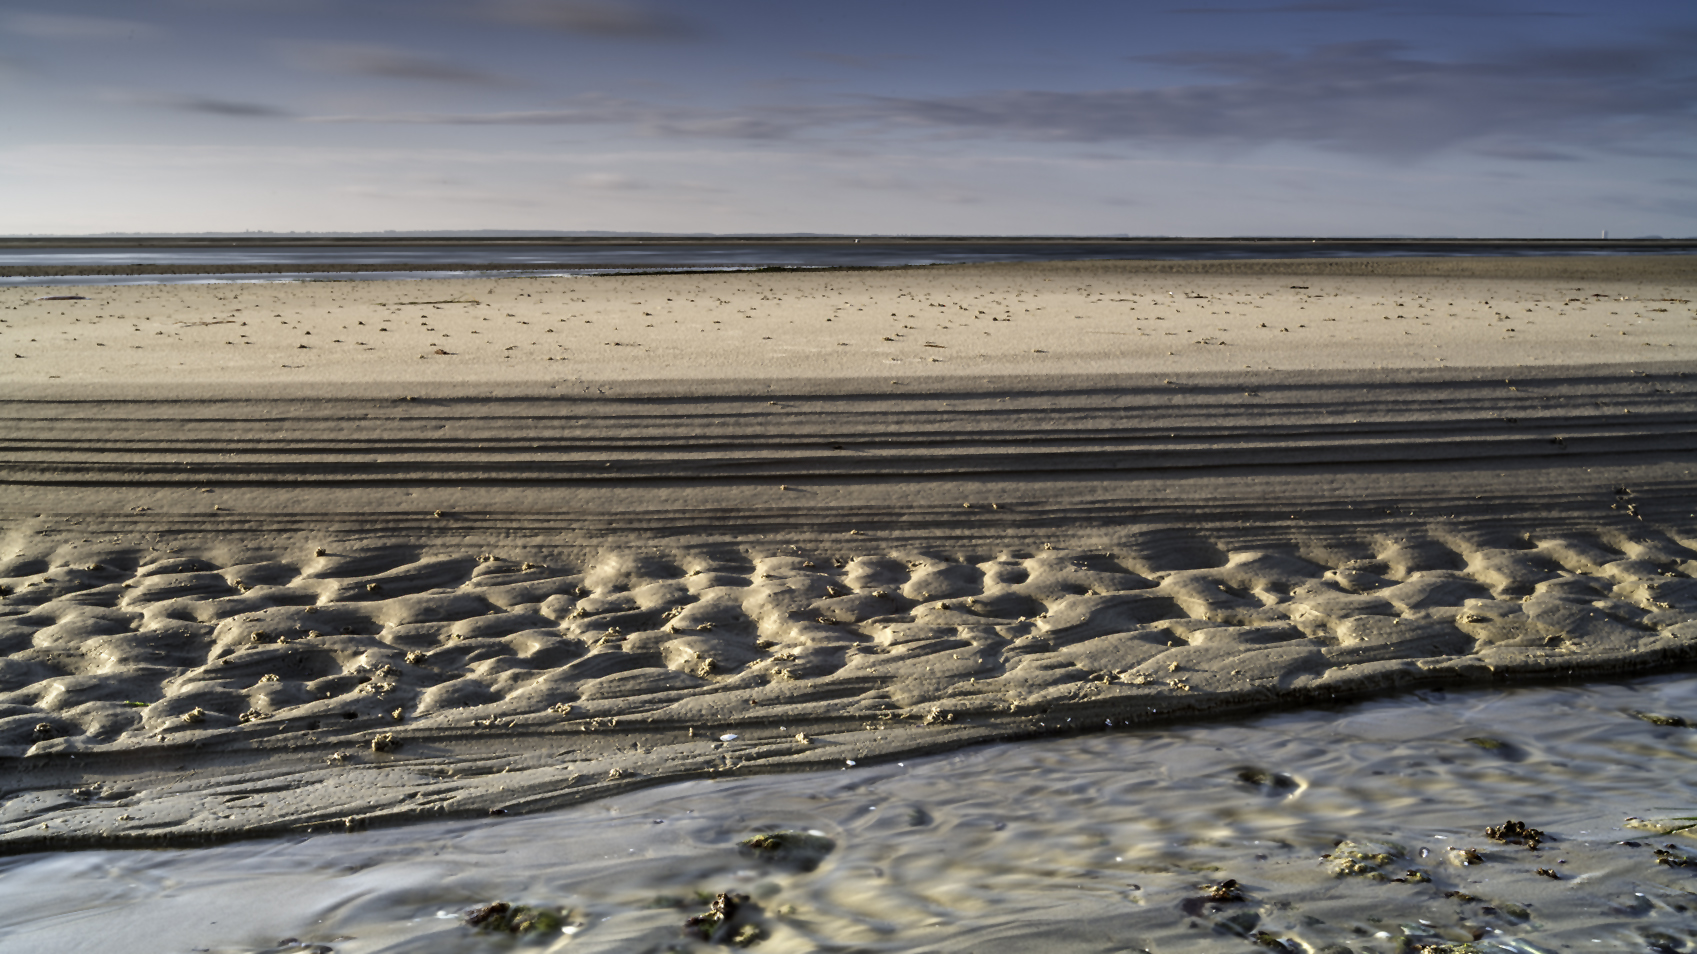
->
[5,267,787,287]
[4,239,1691,287]
[3,676,1697,954]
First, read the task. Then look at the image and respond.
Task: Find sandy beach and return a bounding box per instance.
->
[2,256,1695,857]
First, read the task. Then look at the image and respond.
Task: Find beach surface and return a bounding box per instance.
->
[2,256,1695,854]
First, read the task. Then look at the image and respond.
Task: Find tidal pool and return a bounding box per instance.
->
[3,675,1695,954]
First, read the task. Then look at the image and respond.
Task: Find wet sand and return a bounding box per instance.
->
[1,256,1694,855]
[5,675,1697,953]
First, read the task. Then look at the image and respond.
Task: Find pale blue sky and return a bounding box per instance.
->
[2,0,1692,235]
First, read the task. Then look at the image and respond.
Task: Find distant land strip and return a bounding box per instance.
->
[4,254,1696,281]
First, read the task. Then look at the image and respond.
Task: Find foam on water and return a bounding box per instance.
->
[3,675,1696,953]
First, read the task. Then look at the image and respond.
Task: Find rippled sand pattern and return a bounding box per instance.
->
[3,525,1695,852]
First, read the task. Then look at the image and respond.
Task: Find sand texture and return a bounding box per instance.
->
[7,256,1696,384]
[1,257,1695,853]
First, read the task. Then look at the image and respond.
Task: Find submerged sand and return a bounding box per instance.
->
[1,257,1694,853]
[9,676,1697,954]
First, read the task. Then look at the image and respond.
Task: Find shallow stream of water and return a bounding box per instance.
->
[3,675,1696,954]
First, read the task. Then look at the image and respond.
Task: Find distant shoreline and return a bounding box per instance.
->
[3,253,1694,281]
[2,235,1693,249]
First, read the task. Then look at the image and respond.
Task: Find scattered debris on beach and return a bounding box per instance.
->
[682,891,764,946]
[462,900,570,936]
[1200,878,1245,902]
[737,830,836,871]
[1655,846,1695,868]
[1234,766,1299,794]
[1485,819,1546,850]
[1630,710,1693,728]
[1449,846,1485,866]
[1322,839,1408,879]
[1624,816,1697,835]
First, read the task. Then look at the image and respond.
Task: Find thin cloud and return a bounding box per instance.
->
[853,38,1697,158]
[3,12,161,41]
[647,116,792,139]
[835,173,980,205]
[1474,143,1581,162]
[180,98,294,118]
[340,184,537,206]
[116,91,296,118]
[285,35,1696,165]
[478,0,693,38]
[573,172,646,190]
[286,43,511,86]
[836,173,917,191]
[1169,1,1377,13]
[804,51,914,70]
[303,97,793,140]
[1169,1,1578,15]
[0,54,32,80]
[306,106,626,125]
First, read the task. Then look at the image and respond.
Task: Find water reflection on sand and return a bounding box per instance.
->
[3,675,1696,954]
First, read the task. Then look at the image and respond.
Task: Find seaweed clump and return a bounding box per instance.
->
[1234,767,1299,794]
[737,830,836,871]
[1202,879,1245,903]
[1655,846,1694,868]
[1484,819,1545,851]
[683,892,764,946]
[462,901,566,935]
[1624,815,1697,835]
[1630,711,1692,728]
[1179,878,1248,918]
[1321,839,1406,879]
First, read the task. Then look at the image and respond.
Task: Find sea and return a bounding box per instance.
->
[2,237,1694,286]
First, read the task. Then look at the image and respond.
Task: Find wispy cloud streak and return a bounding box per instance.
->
[287,43,511,85]
[475,0,692,38]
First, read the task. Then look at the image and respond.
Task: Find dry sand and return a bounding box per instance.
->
[6,256,1695,383]
[1,256,1695,853]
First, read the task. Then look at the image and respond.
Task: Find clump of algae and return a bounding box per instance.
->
[462,901,567,936]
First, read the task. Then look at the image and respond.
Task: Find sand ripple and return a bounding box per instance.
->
[2,525,1694,852]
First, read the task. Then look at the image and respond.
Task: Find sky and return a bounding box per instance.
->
[1,0,1693,236]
